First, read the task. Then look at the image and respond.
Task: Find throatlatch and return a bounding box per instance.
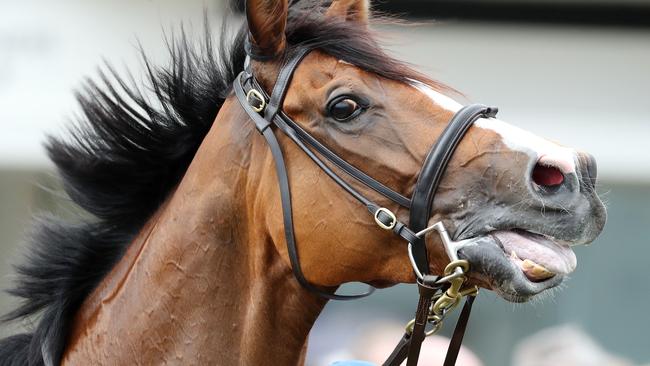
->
[233,44,499,365]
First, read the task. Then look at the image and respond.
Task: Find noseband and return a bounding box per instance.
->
[233,46,498,366]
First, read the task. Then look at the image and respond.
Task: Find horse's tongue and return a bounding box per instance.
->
[494,231,577,276]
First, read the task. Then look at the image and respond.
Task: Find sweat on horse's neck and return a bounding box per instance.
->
[61,98,327,365]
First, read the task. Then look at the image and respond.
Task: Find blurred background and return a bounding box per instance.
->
[1,0,648,365]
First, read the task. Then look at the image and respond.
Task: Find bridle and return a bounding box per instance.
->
[233,44,499,366]
[234,44,498,366]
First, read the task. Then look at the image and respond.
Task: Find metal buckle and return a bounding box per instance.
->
[374,207,397,230]
[405,314,443,337]
[408,222,472,282]
[246,89,266,113]
[403,222,479,344]
[403,251,478,340]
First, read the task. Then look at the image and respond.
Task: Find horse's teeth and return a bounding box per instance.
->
[510,250,520,261]
[521,259,555,280]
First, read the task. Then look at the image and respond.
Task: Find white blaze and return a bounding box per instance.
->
[410,81,577,174]
[411,80,463,113]
[475,119,576,173]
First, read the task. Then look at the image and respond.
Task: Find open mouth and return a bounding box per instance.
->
[493,229,576,282]
[456,229,577,302]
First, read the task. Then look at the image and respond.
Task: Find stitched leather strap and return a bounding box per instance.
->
[382,293,477,366]
[236,69,420,259]
[408,105,498,277]
[246,53,411,208]
[237,48,389,299]
[443,296,476,366]
[264,48,311,121]
[279,111,411,208]
[406,278,439,366]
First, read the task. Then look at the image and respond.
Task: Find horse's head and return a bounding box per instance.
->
[243,0,606,302]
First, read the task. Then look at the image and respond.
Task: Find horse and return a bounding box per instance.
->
[0,0,606,365]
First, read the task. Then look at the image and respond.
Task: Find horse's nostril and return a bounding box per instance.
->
[532,163,564,187]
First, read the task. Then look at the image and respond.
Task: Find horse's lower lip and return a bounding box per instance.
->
[457,235,568,302]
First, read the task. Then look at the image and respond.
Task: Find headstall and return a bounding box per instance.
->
[233,44,499,366]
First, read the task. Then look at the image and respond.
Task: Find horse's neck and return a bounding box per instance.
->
[62,100,327,365]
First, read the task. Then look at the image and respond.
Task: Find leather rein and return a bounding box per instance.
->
[233,45,498,366]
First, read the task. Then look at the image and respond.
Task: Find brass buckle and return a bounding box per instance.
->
[405,314,443,337]
[374,207,396,230]
[246,89,266,113]
[431,260,468,316]
[403,259,475,337]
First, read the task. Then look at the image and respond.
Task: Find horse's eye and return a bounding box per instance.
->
[328,97,362,122]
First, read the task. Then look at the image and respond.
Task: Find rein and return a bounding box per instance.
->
[233,45,498,365]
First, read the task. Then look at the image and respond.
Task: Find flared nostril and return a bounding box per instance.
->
[532,163,565,188]
[532,152,577,194]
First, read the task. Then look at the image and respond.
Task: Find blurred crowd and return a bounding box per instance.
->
[315,323,645,366]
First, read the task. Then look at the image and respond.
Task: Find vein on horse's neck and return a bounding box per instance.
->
[62,99,326,365]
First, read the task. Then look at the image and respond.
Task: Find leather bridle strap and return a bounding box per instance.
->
[382,294,475,366]
[278,110,411,208]
[247,53,411,208]
[234,68,374,300]
[443,295,476,366]
[408,104,499,277]
[234,48,420,299]
[384,105,497,365]
[406,277,440,366]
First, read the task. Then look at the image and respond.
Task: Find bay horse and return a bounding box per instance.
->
[0,0,606,365]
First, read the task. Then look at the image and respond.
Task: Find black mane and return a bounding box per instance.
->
[0,2,440,365]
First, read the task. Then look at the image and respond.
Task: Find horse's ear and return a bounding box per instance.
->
[326,0,370,25]
[246,0,288,59]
